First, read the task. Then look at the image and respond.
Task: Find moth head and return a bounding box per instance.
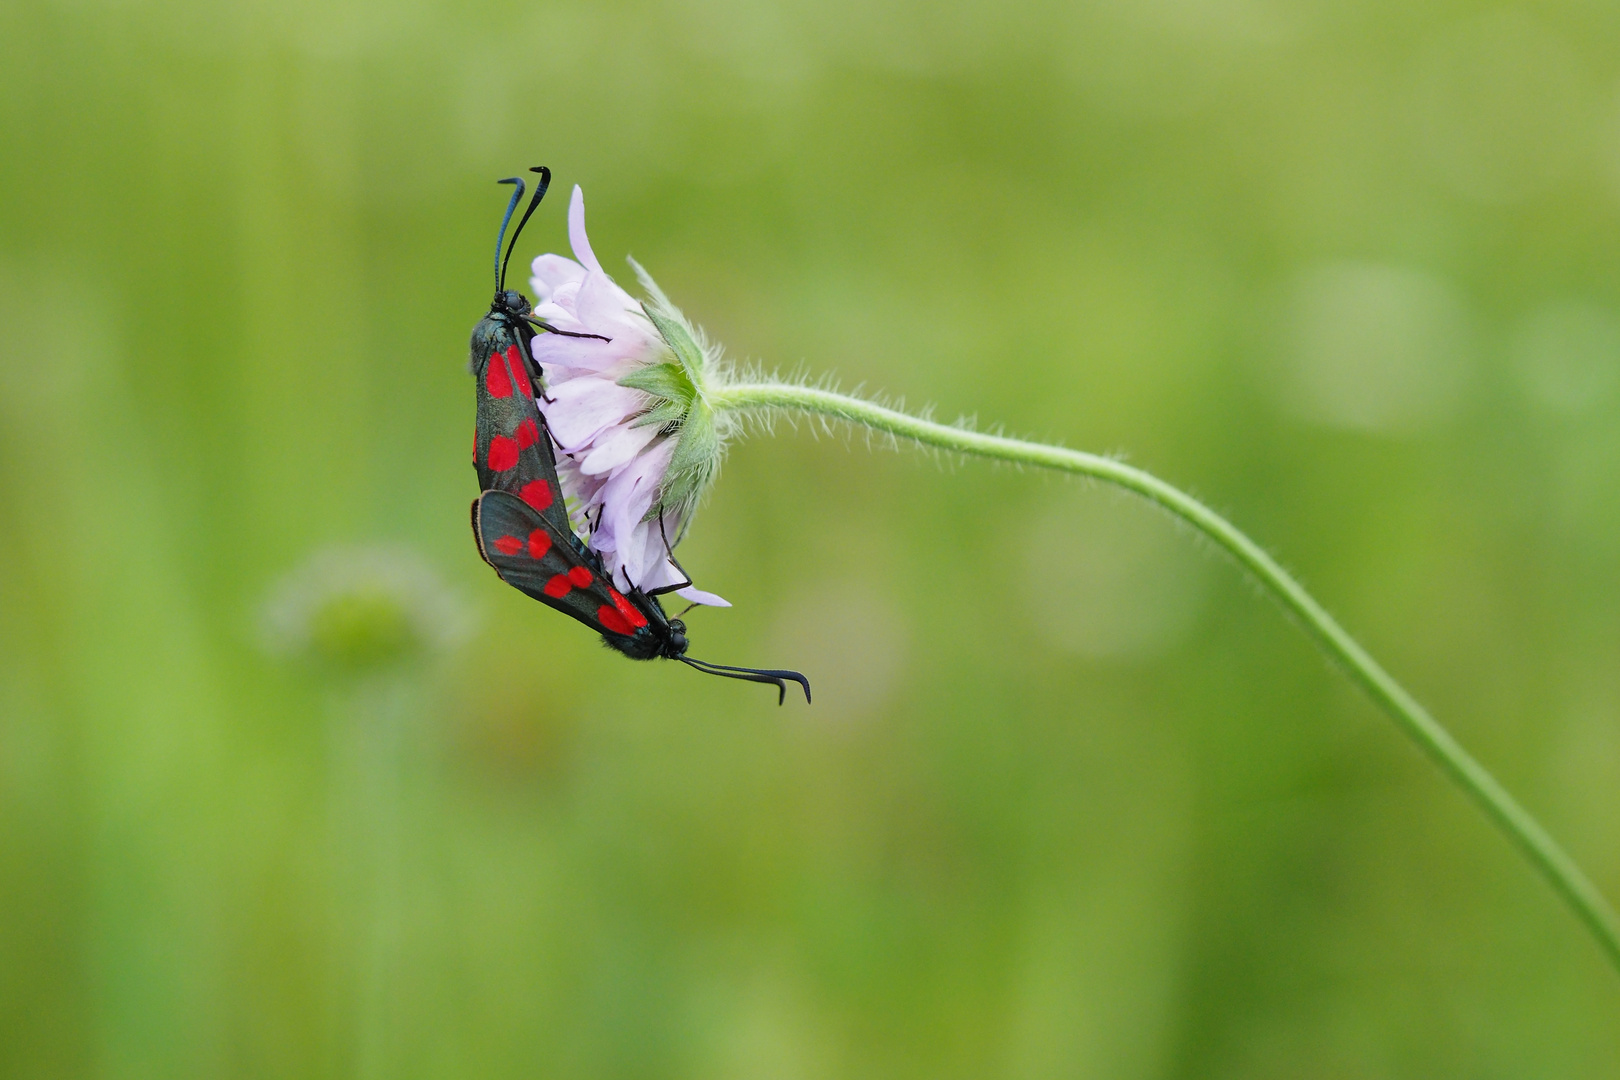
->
[495,289,532,317]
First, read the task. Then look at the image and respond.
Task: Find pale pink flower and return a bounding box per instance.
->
[529,186,728,607]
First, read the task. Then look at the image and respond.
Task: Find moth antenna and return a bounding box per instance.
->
[499,166,552,293]
[677,657,790,704]
[675,601,700,619]
[679,657,812,706]
[493,176,526,293]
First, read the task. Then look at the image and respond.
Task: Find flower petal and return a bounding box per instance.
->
[530,298,579,326]
[573,271,647,344]
[675,584,730,607]
[594,442,671,547]
[539,377,645,448]
[637,552,684,592]
[568,186,606,278]
[596,482,660,556]
[531,334,612,374]
[530,254,585,301]
[578,422,660,476]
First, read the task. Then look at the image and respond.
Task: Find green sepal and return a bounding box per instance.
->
[618,360,693,402]
[611,272,725,523]
[630,401,687,429]
[641,304,707,386]
[660,402,718,518]
[617,356,695,431]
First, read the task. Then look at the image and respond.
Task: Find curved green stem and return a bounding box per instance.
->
[710,380,1620,974]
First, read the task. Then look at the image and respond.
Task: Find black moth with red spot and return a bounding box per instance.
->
[468,168,809,704]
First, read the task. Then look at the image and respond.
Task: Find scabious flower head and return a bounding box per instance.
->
[529,186,730,607]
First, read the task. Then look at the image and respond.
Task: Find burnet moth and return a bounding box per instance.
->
[469,168,810,704]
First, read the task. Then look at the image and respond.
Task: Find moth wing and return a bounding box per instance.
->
[473,490,650,641]
[473,334,576,540]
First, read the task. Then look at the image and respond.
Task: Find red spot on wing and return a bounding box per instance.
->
[519,480,553,511]
[473,427,478,463]
[607,587,649,629]
[485,353,514,398]
[487,436,518,471]
[492,535,523,556]
[506,345,535,397]
[543,574,572,598]
[527,529,551,559]
[598,605,634,636]
[567,565,593,587]
[515,417,539,449]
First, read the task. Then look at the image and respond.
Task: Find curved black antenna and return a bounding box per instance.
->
[499,166,552,293]
[678,658,790,705]
[493,176,526,292]
[679,656,812,706]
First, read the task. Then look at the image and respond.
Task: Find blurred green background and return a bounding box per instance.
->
[4,0,1620,1074]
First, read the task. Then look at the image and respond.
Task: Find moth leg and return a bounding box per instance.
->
[526,318,611,342]
[647,511,696,596]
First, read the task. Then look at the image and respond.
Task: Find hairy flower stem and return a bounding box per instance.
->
[711,380,1620,975]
